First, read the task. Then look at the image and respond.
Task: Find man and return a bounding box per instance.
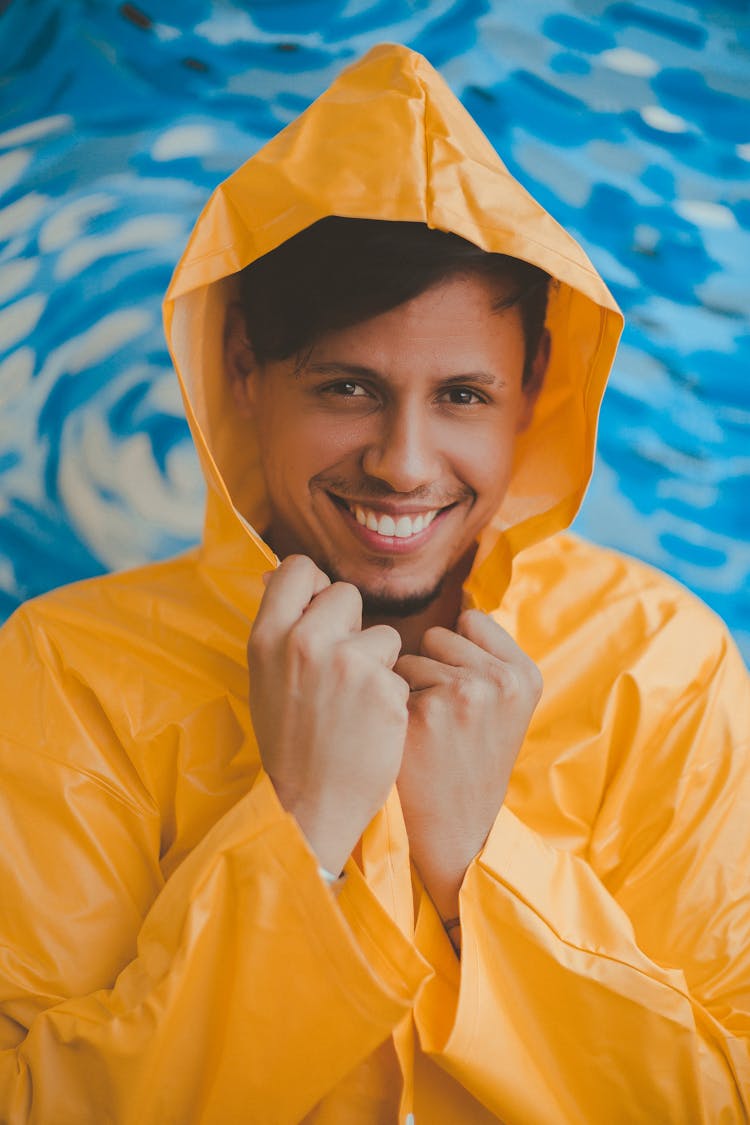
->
[0,44,748,1124]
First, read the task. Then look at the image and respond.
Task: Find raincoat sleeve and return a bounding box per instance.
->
[0,608,429,1125]
[414,620,750,1122]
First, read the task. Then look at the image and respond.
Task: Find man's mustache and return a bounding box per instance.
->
[314,473,473,508]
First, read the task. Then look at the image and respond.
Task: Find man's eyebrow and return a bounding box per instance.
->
[305,361,383,380]
[305,361,505,387]
[438,370,506,388]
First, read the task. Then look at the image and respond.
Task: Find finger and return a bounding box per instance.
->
[253,555,330,635]
[419,624,492,673]
[347,624,402,669]
[455,609,522,663]
[261,566,288,588]
[395,653,455,691]
[292,579,363,641]
[456,610,542,701]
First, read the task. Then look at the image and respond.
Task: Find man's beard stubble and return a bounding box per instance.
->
[326,563,446,620]
[261,519,447,619]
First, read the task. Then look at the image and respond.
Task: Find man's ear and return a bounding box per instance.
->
[224,301,258,416]
[517,328,550,432]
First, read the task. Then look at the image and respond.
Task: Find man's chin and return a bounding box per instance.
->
[328,569,445,620]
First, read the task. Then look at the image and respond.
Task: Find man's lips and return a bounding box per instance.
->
[326,492,461,549]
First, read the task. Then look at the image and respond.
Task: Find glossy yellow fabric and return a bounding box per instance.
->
[1,43,748,1124]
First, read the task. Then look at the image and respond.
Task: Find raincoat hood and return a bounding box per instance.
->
[163,42,623,609]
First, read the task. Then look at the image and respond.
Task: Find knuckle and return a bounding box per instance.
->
[378,635,402,669]
[456,608,489,643]
[276,554,306,580]
[494,664,523,702]
[489,658,542,707]
[332,580,363,611]
[330,642,354,677]
[454,675,492,711]
[379,624,402,650]
[332,578,359,597]
[366,669,408,727]
[283,553,312,571]
[459,608,485,631]
[407,692,433,725]
[287,620,321,664]
[283,553,328,586]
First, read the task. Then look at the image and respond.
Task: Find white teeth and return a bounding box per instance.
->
[350,504,441,539]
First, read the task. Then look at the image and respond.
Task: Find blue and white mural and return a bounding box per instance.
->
[1,0,748,661]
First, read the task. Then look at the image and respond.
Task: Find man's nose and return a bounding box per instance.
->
[361,405,442,493]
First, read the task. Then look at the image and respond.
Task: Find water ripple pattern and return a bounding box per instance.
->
[1,0,748,662]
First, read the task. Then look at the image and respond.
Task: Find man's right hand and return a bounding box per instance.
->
[248,555,409,876]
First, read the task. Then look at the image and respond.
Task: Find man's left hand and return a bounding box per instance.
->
[395,610,543,924]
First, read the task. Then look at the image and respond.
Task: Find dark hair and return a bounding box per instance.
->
[238,217,550,386]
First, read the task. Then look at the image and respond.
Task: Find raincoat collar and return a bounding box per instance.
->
[162,43,622,615]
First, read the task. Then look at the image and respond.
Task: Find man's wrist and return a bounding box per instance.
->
[269,777,354,875]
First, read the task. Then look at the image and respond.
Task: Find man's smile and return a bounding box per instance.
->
[325,491,463,554]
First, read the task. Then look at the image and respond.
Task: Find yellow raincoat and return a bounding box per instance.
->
[1,44,748,1124]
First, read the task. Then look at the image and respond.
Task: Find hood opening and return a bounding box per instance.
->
[163,43,623,607]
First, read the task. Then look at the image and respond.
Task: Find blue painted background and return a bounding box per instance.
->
[1,0,748,661]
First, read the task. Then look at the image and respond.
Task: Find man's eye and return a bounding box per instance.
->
[442,387,485,406]
[325,381,368,397]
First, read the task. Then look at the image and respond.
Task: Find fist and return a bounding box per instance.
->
[396,609,542,919]
[248,555,409,875]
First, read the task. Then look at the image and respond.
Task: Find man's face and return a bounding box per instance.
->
[237,273,542,615]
